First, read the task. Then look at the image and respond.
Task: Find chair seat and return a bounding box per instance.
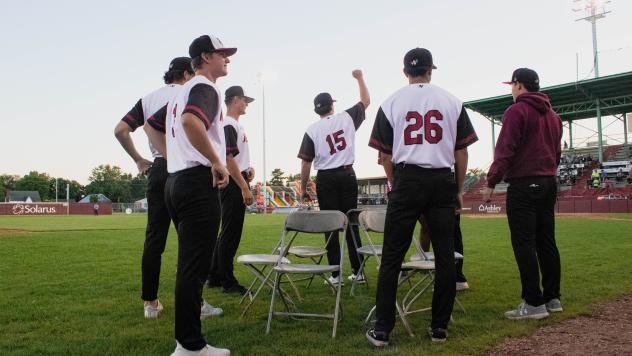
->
[402,260,435,271]
[280,246,327,258]
[273,263,339,274]
[410,251,464,262]
[356,245,383,255]
[237,254,291,265]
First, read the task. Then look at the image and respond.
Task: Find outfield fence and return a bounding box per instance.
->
[462,199,632,215]
[0,202,113,215]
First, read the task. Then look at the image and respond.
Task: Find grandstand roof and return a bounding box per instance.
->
[464,71,632,123]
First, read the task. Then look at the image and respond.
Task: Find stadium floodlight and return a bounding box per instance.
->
[573,0,612,78]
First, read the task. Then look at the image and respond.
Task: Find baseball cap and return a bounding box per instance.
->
[168,57,192,72]
[314,92,336,111]
[225,86,254,103]
[503,68,540,87]
[404,48,437,70]
[189,35,237,58]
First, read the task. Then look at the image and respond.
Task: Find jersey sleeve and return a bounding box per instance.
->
[146,104,168,133]
[121,99,145,131]
[345,102,366,130]
[455,106,478,150]
[368,107,394,155]
[297,133,316,162]
[183,84,219,129]
[224,124,240,157]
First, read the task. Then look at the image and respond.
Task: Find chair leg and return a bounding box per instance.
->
[266,272,282,334]
[396,301,415,337]
[241,266,274,317]
[350,256,370,296]
[305,255,324,289]
[283,274,302,302]
[454,296,466,314]
[332,274,343,338]
[364,305,376,327]
[240,264,268,305]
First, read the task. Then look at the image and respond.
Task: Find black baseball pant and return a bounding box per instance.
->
[141,157,171,301]
[165,165,221,351]
[375,165,456,333]
[208,175,247,288]
[506,176,561,307]
[315,166,363,278]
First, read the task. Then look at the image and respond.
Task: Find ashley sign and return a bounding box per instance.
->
[478,204,502,214]
[11,204,58,215]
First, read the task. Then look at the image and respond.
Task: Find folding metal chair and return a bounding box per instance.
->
[407,238,467,314]
[266,210,347,337]
[349,209,384,296]
[236,253,299,316]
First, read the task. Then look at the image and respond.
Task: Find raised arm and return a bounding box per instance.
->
[352,69,370,108]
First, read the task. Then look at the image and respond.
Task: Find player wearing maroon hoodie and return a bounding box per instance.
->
[484,68,563,320]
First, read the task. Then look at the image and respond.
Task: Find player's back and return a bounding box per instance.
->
[305,110,357,170]
[142,84,182,120]
[381,83,463,168]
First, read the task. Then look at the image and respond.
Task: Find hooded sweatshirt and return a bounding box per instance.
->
[486,92,562,187]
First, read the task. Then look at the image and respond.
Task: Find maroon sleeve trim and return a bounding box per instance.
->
[183,105,211,129]
[369,138,393,155]
[122,114,140,130]
[455,132,479,150]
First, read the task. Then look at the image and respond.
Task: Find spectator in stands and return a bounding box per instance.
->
[616,168,624,182]
[600,168,606,183]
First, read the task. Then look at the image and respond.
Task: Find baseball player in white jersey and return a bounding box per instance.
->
[206,85,255,295]
[366,48,477,346]
[148,34,233,356]
[297,69,370,285]
[113,57,194,319]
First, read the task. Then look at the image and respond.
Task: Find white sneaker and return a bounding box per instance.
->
[456,281,469,291]
[200,300,223,319]
[171,341,230,356]
[144,300,163,319]
[347,273,366,284]
[323,275,344,286]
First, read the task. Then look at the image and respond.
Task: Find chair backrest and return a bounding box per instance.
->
[285,210,347,233]
[358,210,386,233]
[346,208,364,226]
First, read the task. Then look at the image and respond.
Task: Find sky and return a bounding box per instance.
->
[1,0,630,184]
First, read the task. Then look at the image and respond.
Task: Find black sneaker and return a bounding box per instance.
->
[222,284,248,296]
[428,327,448,342]
[366,329,389,347]
[205,279,222,288]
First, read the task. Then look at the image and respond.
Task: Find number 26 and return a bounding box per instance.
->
[403,110,443,145]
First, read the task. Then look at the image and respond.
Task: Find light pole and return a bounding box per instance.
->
[574,0,610,78]
[573,0,611,162]
[257,72,268,214]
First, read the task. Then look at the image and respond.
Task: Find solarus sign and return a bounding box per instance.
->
[11,204,58,215]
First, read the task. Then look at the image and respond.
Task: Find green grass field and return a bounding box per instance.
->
[1,213,631,355]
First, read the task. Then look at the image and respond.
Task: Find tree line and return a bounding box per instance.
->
[0,165,147,203]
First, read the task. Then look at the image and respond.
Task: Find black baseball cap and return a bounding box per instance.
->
[225,86,254,103]
[503,68,540,88]
[404,48,437,70]
[189,35,237,58]
[168,57,192,72]
[314,92,336,111]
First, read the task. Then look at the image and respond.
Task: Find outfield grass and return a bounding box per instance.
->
[1,213,631,355]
